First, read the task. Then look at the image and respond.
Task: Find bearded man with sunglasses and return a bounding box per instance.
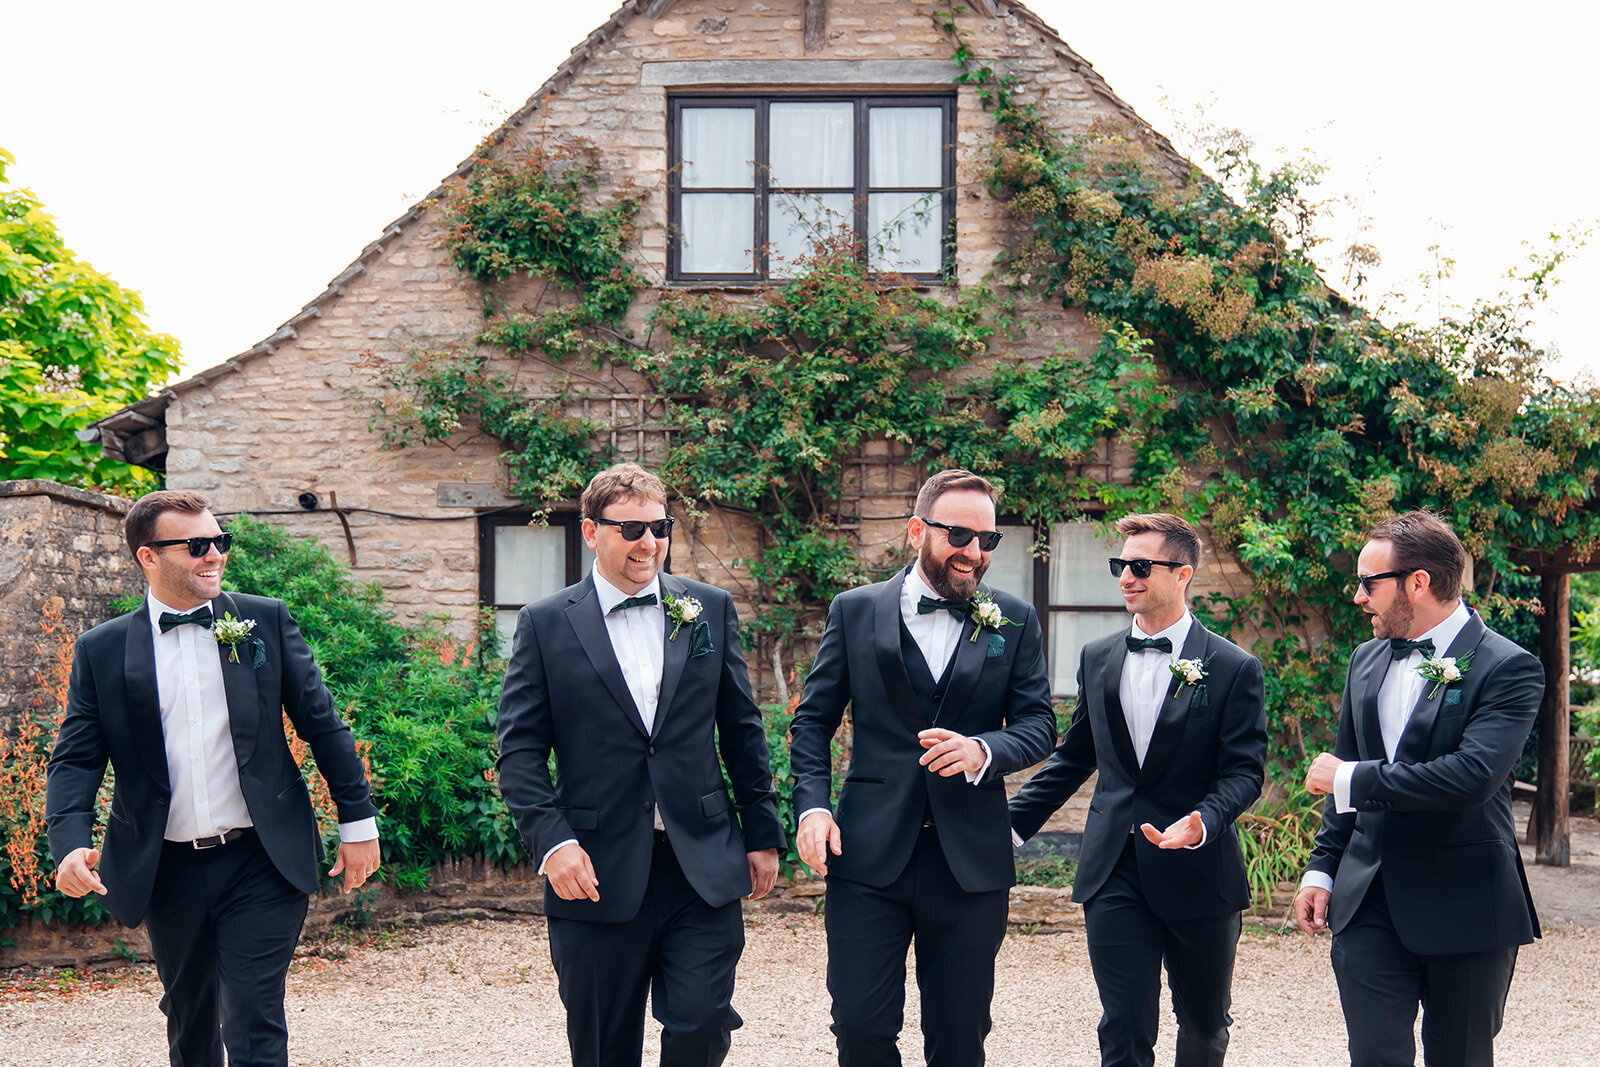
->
[1293,511,1542,1066]
[46,490,379,1067]
[790,468,1056,1065]
[1010,512,1267,1067]
[496,462,784,1067]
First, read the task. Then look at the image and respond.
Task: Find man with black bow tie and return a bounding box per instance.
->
[1295,511,1542,1066]
[46,490,380,1067]
[1010,512,1267,1067]
[790,468,1056,1065]
[496,463,784,1067]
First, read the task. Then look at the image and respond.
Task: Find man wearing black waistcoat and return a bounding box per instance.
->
[47,489,380,1067]
[789,468,1056,1066]
[1295,510,1542,1066]
[1010,512,1267,1067]
[496,463,784,1067]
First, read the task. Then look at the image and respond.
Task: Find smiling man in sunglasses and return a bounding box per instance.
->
[45,490,379,1067]
[1011,512,1267,1067]
[790,468,1056,1065]
[496,462,784,1067]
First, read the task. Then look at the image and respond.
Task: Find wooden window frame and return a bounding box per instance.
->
[478,511,586,617]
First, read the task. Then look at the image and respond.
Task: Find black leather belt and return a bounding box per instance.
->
[171,827,250,850]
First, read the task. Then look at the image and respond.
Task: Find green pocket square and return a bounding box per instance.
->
[251,637,267,670]
[688,620,715,659]
[985,632,1005,659]
[1443,688,1462,707]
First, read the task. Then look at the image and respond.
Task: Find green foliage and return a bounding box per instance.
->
[0,147,182,490]
[1236,785,1324,918]
[1014,853,1077,888]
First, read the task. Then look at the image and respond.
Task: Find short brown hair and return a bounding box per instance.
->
[1367,510,1467,602]
[580,463,668,519]
[124,490,212,558]
[1115,512,1202,569]
[913,469,998,518]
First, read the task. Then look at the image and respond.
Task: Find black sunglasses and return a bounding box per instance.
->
[921,518,1004,552]
[1108,557,1186,579]
[144,533,234,558]
[593,516,675,541]
[1354,568,1415,596]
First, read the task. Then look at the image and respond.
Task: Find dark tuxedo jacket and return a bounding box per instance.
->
[788,570,1056,894]
[1011,619,1267,920]
[46,591,376,928]
[496,573,785,923]
[1305,611,1542,955]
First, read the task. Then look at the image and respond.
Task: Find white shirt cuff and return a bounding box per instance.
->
[1011,828,1024,847]
[964,737,994,785]
[1300,870,1335,894]
[538,838,578,875]
[1333,760,1357,814]
[337,817,378,843]
[797,807,832,826]
[1183,817,1209,850]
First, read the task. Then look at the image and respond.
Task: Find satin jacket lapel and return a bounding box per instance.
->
[651,574,691,740]
[123,608,170,787]
[1099,632,1141,776]
[564,578,649,740]
[931,586,989,728]
[1395,613,1488,764]
[214,592,261,769]
[1138,621,1208,783]
[874,569,926,735]
[1355,642,1388,761]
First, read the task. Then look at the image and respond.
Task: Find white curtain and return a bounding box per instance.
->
[682,193,755,273]
[868,191,940,272]
[982,524,1037,601]
[1049,612,1131,695]
[770,102,853,188]
[869,107,942,188]
[1048,521,1125,606]
[493,524,569,652]
[682,108,755,188]
[770,192,853,276]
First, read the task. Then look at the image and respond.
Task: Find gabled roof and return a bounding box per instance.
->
[89,0,1194,464]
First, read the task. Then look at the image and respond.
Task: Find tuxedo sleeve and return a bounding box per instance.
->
[789,597,850,817]
[1194,652,1267,843]
[1305,661,1362,881]
[1010,646,1096,842]
[277,600,376,824]
[45,635,110,865]
[1348,650,1542,812]
[713,593,786,852]
[971,604,1056,778]
[496,606,574,862]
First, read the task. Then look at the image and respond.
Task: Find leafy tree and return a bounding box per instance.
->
[0,147,181,490]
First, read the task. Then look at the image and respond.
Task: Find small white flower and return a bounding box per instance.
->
[973,601,1003,629]
[664,595,703,640]
[1417,651,1474,698]
[1168,654,1213,696]
[213,613,257,663]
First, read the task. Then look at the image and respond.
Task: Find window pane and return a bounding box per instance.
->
[770,192,854,277]
[493,523,566,606]
[770,102,853,188]
[682,108,755,188]
[1048,521,1125,606]
[1048,611,1130,695]
[982,524,1035,602]
[868,192,941,273]
[681,193,755,273]
[869,107,942,187]
[495,609,521,660]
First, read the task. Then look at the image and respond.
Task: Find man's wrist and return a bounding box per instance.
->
[1299,870,1334,894]
[337,817,378,843]
[1333,760,1358,814]
[538,838,578,876]
[797,807,832,825]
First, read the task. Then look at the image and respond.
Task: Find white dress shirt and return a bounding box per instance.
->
[147,594,375,844]
[539,570,667,873]
[1121,611,1194,768]
[1299,600,1471,894]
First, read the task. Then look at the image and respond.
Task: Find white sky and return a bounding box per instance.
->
[3,0,1595,386]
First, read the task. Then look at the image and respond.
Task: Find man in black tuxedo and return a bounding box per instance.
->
[496,462,784,1067]
[1010,512,1267,1067]
[46,489,380,1067]
[789,468,1056,1066]
[1295,511,1542,1066]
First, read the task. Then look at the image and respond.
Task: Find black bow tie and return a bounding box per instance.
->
[917,595,972,619]
[1126,635,1172,654]
[1389,637,1435,659]
[159,607,214,634]
[608,593,658,615]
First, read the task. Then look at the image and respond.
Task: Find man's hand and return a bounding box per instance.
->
[1293,885,1331,935]
[55,846,107,898]
[917,728,985,777]
[1140,811,1204,850]
[747,848,779,900]
[544,842,601,902]
[328,838,382,894]
[797,811,842,877]
[1305,753,1342,796]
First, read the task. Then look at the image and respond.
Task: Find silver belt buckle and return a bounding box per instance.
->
[192,830,229,849]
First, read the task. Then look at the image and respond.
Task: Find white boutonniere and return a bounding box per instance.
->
[967,590,1017,643]
[664,594,702,641]
[1168,652,1215,698]
[1417,649,1473,699]
[213,613,257,663]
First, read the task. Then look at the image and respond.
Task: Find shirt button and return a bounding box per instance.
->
[193,757,200,763]
[187,678,197,685]
[183,639,191,647]
[191,717,199,723]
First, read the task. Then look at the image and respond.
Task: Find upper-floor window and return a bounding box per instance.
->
[668,93,955,282]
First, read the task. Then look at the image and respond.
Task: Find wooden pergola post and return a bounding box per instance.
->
[1532,572,1571,866]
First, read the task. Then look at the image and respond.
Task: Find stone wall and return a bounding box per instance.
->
[0,481,138,729]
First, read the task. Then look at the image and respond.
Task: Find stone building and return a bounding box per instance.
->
[84,0,1246,696]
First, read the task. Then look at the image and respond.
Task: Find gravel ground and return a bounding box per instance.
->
[5,914,1598,1066]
